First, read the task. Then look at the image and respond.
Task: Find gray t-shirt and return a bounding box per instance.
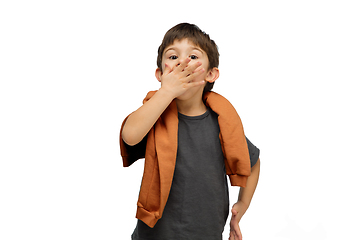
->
[130,109,259,240]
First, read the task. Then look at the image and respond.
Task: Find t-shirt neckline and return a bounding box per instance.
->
[178,109,210,120]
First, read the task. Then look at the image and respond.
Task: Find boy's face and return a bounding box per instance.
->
[161,38,210,74]
[158,38,216,100]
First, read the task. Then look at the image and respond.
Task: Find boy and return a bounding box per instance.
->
[120,23,260,240]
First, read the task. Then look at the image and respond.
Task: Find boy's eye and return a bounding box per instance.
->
[190,55,198,60]
[169,55,178,60]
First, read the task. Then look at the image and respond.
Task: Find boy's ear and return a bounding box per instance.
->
[205,67,220,83]
[155,68,162,82]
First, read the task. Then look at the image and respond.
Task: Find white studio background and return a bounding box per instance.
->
[0,0,359,239]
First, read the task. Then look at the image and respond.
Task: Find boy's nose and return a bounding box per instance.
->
[176,57,190,67]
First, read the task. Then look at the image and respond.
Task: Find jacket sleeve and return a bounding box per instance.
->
[119,116,147,167]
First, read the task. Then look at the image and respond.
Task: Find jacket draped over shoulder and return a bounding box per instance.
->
[119,91,250,228]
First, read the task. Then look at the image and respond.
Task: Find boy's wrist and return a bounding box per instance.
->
[157,86,177,102]
[233,201,249,221]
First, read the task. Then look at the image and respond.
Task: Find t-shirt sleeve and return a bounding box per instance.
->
[245,137,260,168]
[119,115,147,167]
[121,135,147,167]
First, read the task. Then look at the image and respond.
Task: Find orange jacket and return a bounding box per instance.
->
[120,91,251,228]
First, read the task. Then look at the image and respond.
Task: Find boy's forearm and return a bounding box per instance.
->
[122,89,174,146]
[236,159,260,220]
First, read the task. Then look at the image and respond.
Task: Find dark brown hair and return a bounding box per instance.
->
[157,23,219,93]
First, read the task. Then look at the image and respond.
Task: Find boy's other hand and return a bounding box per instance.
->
[229,202,244,240]
[159,57,205,99]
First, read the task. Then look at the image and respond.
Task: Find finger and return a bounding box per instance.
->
[173,58,191,73]
[235,228,241,240]
[183,67,205,83]
[229,231,234,240]
[231,231,237,240]
[163,64,172,75]
[182,61,202,77]
[185,80,205,89]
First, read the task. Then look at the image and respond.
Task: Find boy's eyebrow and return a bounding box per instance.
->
[191,47,204,53]
[164,46,204,54]
[164,47,177,54]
